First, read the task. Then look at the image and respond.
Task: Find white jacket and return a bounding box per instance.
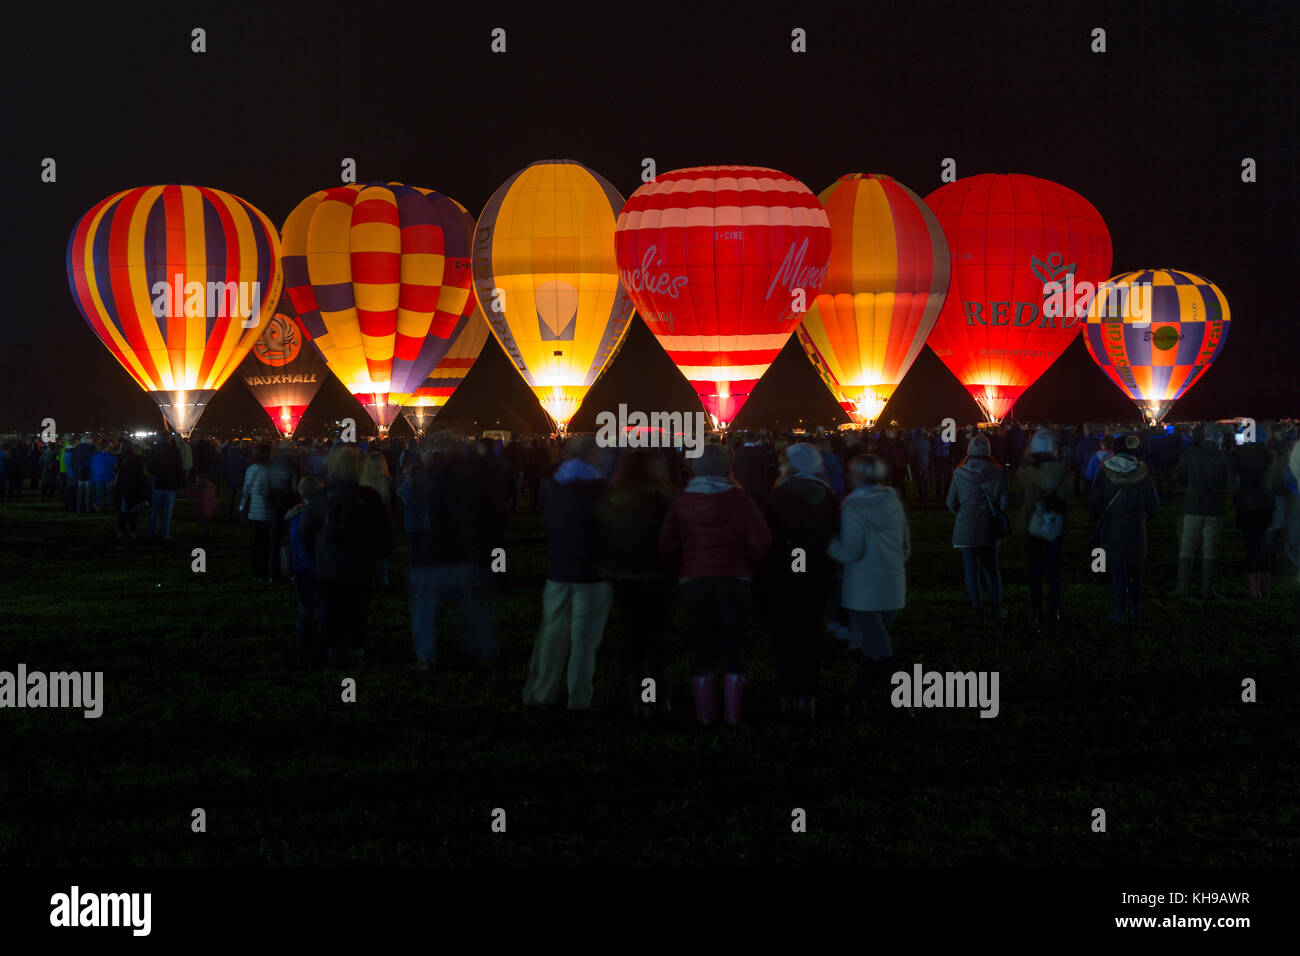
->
[828,483,910,612]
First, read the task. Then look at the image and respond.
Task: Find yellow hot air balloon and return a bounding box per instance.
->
[796,174,950,426]
[471,160,635,431]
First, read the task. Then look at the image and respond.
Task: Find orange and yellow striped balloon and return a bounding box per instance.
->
[795,174,950,425]
[400,305,490,435]
[66,185,283,435]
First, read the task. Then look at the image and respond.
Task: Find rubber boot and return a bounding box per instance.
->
[691,675,714,726]
[1171,558,1193,597]
[722,673,744,726]
[1248,573,1260,598]
[1202,560,1222,599]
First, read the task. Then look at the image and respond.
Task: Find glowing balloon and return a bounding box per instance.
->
[471,160,634,431]
[796,173,949,426]
[281,182,475,434]
[615,165,831,427]
[236,298,329,437]
[1084,269,1230,424]
[400,306,490,436]
[66,185,282,435]
[924,174,1112,422]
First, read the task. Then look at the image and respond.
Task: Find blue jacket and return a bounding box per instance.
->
[90,451,117,483]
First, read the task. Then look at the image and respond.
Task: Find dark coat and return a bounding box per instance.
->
[408,457,481,567]
[1230,443,1279,515]
[300,480,392,580]
[733,445,770,502]
[542,473,608,583]
[1175,441,1230,516]
[597,481,674,581]
[112,453,150,511]
[146,443,185,491]
[659,480,772,579]
[1088,455,1159,565]
[763,476,839,595]
[946,456,1009,548]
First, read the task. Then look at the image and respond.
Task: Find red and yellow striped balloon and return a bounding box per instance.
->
[66,185,283,435]
[615,165,831,427]
[281,182,475,432]
[400,305,490,436]
[796,174,950,425]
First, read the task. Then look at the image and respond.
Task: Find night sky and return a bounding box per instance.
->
[6,0,1296,434]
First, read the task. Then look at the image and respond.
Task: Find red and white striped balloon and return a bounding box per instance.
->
[614,165,831,426]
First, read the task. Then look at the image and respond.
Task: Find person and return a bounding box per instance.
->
[222,441,249,523]
[946,434,1010,620]
[239,444,277,579]
[659,443,772,726]
[1015,429,1069,624]
[90,442,116,510]
[60,436,77,511]
[1230,427,1279,597]
[189,471,217,537]
[71,434,96,514]
[1074,424,1102,497]
[360,452,395,586]
[733,434,770,503]
[146,437,185,539]
[763,443,839,720]
[597,449,676,720]
[827,454,909,719]
[1083,436,1113,486]
[1089,436,1159,622]
[403,446,498,671]
[522,436,612,712]
[907,427,930,502]
[286,475,326,667]
[111,443,150,539]
[39,442,59,501]
[1173,425,1231,598]
[300,445,392,667]
[930,427,953,502]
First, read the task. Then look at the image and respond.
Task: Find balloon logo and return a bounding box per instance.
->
[1152,326,1180,351]
[253,314,302,366]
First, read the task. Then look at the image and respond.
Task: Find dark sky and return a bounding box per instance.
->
[5,0,1296,434]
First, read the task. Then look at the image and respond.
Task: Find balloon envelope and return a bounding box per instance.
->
[796,173,949,425]
[1084,269,1230,424]
[236,301,329,437]
[66,185,283,435]
[472,160,635,430]
[924,174,1112,422]
[615,165,831,426]
[401,305,490,435]
[281,182,475,432]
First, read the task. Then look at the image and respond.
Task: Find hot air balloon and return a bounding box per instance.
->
[615,165,831,428]
[924,174,1112,423]
[472,160,634,432]
[235,297,329,437]
[66,185,282,436]
[1084,269,1230,425]
[281,182,475,435]
[400,306,490,436]
[795,174,950,426]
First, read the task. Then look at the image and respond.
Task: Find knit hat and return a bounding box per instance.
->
[784,442,824,476]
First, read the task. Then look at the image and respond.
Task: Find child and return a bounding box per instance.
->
[190,472,218,537]
[287,475,325,667]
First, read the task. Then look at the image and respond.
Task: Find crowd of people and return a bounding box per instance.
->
[3,417,1298,725]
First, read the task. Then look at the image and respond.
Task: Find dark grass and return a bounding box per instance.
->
[1,485,1297,866]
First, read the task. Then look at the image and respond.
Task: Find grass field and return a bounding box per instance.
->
[1,483,1296,866]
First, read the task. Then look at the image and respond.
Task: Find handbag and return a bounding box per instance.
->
[980,483,1011,538]
[1028,496,1065,541]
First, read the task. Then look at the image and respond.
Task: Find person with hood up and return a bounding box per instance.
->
[1015,428,1069,624]
[829,455,910,720]
[763,442,839,721]
[111,442,150,539]
[1173,424,1231,598]
[660,443,771,726]
[946,434,1010,620]
[523,435,612,712]
[597,448,677,721]
[1089,434,1159,622]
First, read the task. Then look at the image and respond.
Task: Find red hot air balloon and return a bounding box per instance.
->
[924,174,1112,423]
[615,165,831,427]
[236,299,329,437]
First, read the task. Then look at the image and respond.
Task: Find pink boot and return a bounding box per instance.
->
[691,675,714,726]
[723,673,745,726]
